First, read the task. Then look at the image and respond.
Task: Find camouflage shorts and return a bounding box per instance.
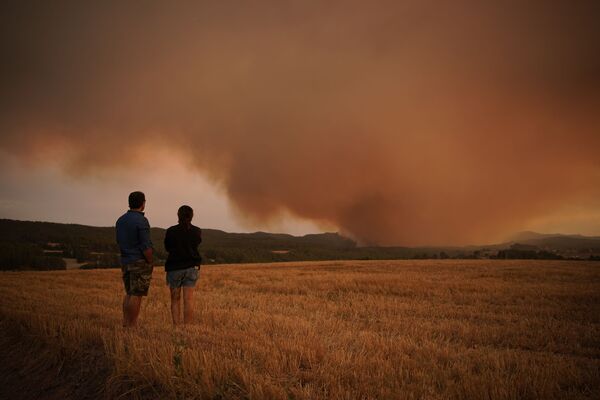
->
[122,259,153,296]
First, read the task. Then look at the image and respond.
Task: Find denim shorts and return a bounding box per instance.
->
[166,267,199,288]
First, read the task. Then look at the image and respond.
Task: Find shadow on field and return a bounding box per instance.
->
[0,316,159,400]
[0,316,110,399]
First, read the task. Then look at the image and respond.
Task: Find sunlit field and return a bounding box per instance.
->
[0,260,599,400]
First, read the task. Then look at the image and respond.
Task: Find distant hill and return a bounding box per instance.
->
[1,219,599,270]
[0,219,356,249]
[509,231,561,241]
[507,231,600,252]
[0,218,361,269]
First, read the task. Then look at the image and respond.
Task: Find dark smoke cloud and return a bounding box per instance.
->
[1,1,599,245]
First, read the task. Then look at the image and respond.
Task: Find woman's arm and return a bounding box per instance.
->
[164,228,174,253]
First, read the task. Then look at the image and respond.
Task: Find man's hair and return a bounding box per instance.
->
[128,191,146,209]
[178,205,193,226]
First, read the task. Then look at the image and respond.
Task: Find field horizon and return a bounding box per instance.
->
[1,260,599,399]
[3,218,600,272]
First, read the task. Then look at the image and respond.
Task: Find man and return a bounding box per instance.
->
[116,191,154,328]
[164,205,202,325]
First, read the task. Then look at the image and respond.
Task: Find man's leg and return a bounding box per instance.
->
[123,295,143,327]
[183,287,195,324]
[170,287,182,325]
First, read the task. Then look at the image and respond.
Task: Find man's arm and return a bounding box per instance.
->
[143,247,153,265]
[138,218,154,264]
[115,218,121,247]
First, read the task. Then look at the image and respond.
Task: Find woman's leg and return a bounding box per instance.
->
[170,287,182,325]
[183,286,194,324]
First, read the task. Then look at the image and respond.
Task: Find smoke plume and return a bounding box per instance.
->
[1,1,599,245]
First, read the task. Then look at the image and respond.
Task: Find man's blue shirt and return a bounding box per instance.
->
[116,210,153,265]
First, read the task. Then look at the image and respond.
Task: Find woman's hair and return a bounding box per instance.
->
[177,205,194,226]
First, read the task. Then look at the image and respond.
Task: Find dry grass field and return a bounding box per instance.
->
[0,260,598,400]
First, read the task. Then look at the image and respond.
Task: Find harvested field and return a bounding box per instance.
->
[0,260,598,399]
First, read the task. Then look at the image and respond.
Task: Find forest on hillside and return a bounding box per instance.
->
[1,219,598,270]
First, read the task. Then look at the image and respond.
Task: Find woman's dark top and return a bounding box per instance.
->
[164,223,202,271]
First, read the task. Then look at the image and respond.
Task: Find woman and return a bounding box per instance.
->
[164,205,202,325]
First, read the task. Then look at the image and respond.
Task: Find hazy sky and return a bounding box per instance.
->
[0,152,323,234]
[1,1,599,245]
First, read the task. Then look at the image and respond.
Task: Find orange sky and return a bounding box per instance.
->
[1,1,599,245]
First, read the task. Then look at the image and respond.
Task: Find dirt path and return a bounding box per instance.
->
[63,258,86,270]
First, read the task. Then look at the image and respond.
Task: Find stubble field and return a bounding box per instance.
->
[0,260,599,399]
